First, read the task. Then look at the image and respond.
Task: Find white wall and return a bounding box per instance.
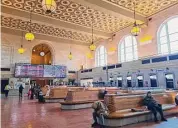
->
[78,55,178,89]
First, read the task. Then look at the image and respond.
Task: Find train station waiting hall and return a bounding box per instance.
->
[1,0,178,128]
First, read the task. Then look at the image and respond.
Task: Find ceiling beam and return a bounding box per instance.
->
[1,27,89,46]
[1,6,111,38]
[71,0,147,22]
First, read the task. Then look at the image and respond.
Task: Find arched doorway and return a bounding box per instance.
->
[31,44,52,65]
[31,44,52,86]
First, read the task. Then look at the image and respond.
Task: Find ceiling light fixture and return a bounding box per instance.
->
[131,0,141,36]
[68,46,73,60]
[86,52,93,59]
[89,15,96,51]
[25,3,35,41]
[42,0,56,13]
[18,32,25,54]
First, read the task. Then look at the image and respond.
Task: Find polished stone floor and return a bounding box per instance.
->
[1,97,178,128]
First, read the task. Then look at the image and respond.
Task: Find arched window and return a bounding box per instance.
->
[158,16,178,54]
[95,46,107,67]
[119,35,138,62]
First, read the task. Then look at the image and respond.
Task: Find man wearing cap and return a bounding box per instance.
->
[143,91,167,122]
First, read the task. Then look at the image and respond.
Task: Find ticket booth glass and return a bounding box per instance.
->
[150,74,157,87]
[117,77,122,87]
[165,74,174,89]
[137,75,143,87]
[127,76,132,87]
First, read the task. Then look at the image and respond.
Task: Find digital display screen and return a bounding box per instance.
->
[54,65,66,78]
[43,65,66,78]
[14,64,43,77]
[43,65,55,77]
[14,63,66,78]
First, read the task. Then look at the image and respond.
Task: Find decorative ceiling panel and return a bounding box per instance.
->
[1,0,134,33]
[1,15,103,44]
[105,0,178,16]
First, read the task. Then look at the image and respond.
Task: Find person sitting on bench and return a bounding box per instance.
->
[175,93,178,105]
[91,101,108,128]
[143,91,167,122]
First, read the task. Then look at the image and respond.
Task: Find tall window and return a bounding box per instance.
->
[119,35,138,62]
[95,46,107,67]
[158,16,178,54]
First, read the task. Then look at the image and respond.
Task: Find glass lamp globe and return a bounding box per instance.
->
[89,43,96,51]
[86,52,93,59]
[18,46,25,54]
[25,32,35,41]
[131,22,141,36]
[42,0,56,13]
[68,52,73,60]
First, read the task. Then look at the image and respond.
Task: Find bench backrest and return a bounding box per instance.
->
[49,87,68,98]
[105,91,177,113]
[65,90,99,102]
[41,87,48,95]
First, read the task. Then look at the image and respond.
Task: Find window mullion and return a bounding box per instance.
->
[131,36,134,60]
[105,48,107,65]
[165,23,171,53]
[124,40,126,62]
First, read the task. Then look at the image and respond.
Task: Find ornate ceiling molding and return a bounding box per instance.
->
[1,0,134,33]
[105,0,178,17]
[1,0,178,45]
[1,15,104,44]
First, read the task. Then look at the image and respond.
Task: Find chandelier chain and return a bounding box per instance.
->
[21,31,23,47]
[92,15,94,43]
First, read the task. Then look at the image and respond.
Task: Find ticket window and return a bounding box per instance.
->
[117,77,122,87]
[109,77,114,86]
[150,74,157,87]
[127,76,132,87]
[165,74,174,89]
[137,75,143,87]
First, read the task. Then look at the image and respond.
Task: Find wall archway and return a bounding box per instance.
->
[31,43,54,65]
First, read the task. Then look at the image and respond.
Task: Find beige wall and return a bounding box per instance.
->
[1,33,92,71]
[92,4,178,67]
[1,5,178,71]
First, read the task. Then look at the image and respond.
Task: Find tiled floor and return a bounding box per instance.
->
[1,97,178,128]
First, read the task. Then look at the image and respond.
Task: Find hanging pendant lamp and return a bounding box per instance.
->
[18,32,25,54]
[131,1,141,36]
[86,52,93,59]
[25,3,35,41]
[42,0,56,13]
[89,15,96,51]
[68,46,73,60]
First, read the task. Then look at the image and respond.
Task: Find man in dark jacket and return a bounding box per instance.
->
[19,85,24,97]
[175,93,178,105]
[143,91,167,122]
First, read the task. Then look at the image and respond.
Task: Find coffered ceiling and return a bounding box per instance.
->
[1,15,101,44]
[1,0,178,45]
[105,0,178,16]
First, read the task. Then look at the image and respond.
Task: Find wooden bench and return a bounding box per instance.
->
[60,90,101,110]
[41,86,48,96]
[98,91,178,127]
[44,87,68,103]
